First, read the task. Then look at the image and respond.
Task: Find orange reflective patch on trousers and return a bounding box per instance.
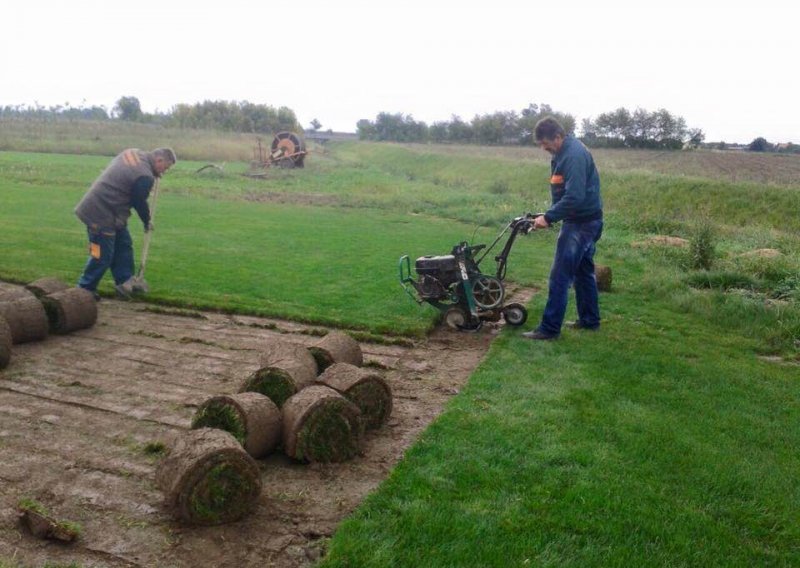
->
[90,242,102,259]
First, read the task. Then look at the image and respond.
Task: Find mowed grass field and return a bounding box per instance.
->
[1,128,800,566]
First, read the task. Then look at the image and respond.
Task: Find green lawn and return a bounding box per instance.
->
[323,258,800,566]
[1,140,800,566]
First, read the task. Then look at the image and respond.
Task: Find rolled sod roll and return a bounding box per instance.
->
[317,363,393,430]
[308,331,363,373]
[240,339,318,407]
[155,428,262,525]
[26,277,70,298]
[0,315,11,370]
[0,282,35,302]
[282,385,364,463]
[595,265,613,292]
[40,288,98,334]
[0,297,49,344]
[192,392,282,459]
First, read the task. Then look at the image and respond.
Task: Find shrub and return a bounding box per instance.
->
[690,218,716,270]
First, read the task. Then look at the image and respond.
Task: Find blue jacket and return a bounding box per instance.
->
[543,136,602,225]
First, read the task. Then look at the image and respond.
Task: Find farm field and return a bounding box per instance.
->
[1,133,800,567]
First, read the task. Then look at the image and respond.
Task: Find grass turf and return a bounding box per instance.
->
[1,139,799,565]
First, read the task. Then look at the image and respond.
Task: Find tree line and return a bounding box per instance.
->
[0,96,301,135]
[357,104,576,146]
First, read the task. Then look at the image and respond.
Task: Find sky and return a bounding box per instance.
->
[1,0,796,143]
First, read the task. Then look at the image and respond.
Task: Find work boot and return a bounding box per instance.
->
[115,279,134,300]
[131,279,149,294]
[565,321,599,331]
[521,330,558,341]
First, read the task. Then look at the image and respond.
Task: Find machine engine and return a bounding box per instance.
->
[413,255,460,300]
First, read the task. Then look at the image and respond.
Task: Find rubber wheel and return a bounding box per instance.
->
[444,307,467,330]
[502,303,528,326]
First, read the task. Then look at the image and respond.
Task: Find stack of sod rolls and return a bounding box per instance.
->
[239,339,318,407]
[156,429,261,525]
[316,362,392,430]
[308,331,363,372]
[191,393,281,459]
[25,277,70,298]
[0,315,11,370]
[0,296,49,344]
[40,287,98,334]
[281,384,363,463]
[26,278,98,335]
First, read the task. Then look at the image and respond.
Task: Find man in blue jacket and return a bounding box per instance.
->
[523,117,603,340]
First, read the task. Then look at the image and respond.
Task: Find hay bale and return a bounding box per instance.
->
[155,428,261,525]
[0,315,11,370]
[40,288,97,334]
[0,297,49,344]
[192,392,282,459]
[308,331,363,373]
[26,277,70,298]
[595,265,612,292]
[0,283,35,302]
[240,339,318,407]
[282,385,363,463]
[317,363,392,430]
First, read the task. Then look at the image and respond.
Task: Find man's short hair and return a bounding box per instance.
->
[534,117,566,142]
[152,147,177,165]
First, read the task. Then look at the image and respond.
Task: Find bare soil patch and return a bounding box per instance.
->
[0,286,533,567]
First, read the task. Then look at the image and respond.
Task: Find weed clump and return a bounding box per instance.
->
[690,217,716,270]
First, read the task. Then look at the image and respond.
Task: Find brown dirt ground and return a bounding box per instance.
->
[0,287,533,568]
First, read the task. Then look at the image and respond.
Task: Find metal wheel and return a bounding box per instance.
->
[471,276,504,310]
[444,307,467,330]
[277,157,296,169]
[458,317,484,333]
[502,303,528,326]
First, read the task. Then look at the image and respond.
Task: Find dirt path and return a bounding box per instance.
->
[0,288,533,567]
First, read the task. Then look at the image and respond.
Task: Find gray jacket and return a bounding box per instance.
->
[75,149,156,230]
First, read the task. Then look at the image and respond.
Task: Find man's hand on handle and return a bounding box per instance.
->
[533,215,550,230]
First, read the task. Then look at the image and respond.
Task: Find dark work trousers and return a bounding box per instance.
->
[77,226,134,292]
[536,219,604,336]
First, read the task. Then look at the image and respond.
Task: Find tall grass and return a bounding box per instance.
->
[0,117,263,161]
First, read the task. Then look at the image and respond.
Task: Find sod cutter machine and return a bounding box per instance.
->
[399,213,541,331]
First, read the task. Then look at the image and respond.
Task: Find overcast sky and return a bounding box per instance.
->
[1,0,796,143]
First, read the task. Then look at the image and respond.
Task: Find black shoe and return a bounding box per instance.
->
[521,330,559,341]
[566,321,599,331]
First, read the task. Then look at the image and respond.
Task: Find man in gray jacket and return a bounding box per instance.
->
[75,147,176,298]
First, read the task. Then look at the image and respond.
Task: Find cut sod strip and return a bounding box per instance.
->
[192,393,282,459]
[282,385,364,463]
[40,288,98,334]
[317,362,393,430]
[0,297,49,344]
[0,282,36,302]
[240,339,318,407]
[25,277,70,298]
[17,499,81,542]
[308,331,364,373]
[156,428,261,525]
[0,315,11,369]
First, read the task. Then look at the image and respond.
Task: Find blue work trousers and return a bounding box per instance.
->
[77,226,134,292]
[537,219,604,336]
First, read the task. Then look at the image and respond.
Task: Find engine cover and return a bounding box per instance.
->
[415,255,458,275]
